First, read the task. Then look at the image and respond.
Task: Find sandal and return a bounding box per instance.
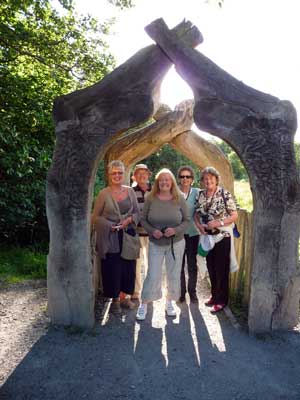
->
[110,301,122,314]
[210,304,225,314]
[121,298,136,310]
[204,297,214,307]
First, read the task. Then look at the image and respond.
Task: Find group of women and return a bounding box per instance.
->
[92,160,238,320]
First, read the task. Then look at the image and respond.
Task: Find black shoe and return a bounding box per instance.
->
[190,295,199,304]
[178,295,186,303]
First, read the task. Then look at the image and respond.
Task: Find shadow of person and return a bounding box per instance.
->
[161,300,222,398]
[206,310,300,399]
[0,302,139,400]
[164,302,200,369]
[133,302,167,390]
[2,288,300,400]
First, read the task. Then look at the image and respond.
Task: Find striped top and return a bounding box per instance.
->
[133,184,151,236]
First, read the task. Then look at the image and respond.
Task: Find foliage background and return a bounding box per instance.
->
[0,0,130,245]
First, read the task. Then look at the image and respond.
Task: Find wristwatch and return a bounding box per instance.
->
[220,219,224,226]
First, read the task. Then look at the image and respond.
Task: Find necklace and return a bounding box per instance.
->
[111,186,124,193]
[183,187,191,200]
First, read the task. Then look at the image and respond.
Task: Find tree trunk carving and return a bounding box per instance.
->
[46,21,203,328]
[104,100,234,191]
[145,18,300,334]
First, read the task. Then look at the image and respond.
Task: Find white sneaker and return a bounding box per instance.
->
[165,300,176,317]
[136,303,147,320]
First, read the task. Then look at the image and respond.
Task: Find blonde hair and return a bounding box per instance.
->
[148,168,181,202]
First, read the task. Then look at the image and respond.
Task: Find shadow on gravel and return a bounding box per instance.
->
[1,295,300,400]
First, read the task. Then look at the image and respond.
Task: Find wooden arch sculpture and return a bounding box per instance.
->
[46,19,300,334]
[104,99,234,193]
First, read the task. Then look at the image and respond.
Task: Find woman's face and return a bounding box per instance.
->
[179,169,193,189]
[158,173,173,193]
[203,173,218,191]
[109,167,125,186]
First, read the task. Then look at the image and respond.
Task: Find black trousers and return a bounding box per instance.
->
[101,231,136,298]
[206,236,231,305]
[180,234,199,298]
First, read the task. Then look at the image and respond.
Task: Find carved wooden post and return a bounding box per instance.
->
[145,18,300,334]
[170,130,234,193]
[46,22,203,328]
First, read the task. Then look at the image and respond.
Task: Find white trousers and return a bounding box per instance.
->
[134,236,149,296]
[141,239,185,302]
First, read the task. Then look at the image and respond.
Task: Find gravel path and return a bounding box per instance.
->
[1,279,300,400]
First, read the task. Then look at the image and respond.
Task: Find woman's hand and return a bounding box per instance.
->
[163,227,176,237]
[194,219,207,235]
[206,220,221,230]
[153,229,163,239]
[120,216,132,229]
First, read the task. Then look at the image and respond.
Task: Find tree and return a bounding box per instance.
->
[0,0,131,244]
[211,139,249,181]
[140,144,201,184]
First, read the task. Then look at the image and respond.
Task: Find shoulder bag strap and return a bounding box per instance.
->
[221,188,229,214]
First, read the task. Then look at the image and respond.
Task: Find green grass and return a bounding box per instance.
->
[0,247,47,284]
[234,181,300,257]
[234,180,253,211]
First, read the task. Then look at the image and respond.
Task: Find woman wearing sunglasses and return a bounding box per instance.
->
[92,160,140,314]
[177,166,200,304]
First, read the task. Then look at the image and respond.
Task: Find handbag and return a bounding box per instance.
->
[121,227,141,260]
[113,194,141,260]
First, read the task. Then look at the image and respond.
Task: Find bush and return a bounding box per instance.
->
[0,247,47,283]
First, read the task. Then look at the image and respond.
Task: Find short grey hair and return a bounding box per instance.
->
[107,160,125,174]
[200,166,220,185]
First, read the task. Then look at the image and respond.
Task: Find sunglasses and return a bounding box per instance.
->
[179,175,192,179]
[110,171,124,176]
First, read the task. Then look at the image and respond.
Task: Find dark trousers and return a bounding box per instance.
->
[180,234,199,298]
[206,236,231,305]
[101,231,136,298]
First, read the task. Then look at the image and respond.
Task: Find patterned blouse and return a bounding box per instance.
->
[196,186,237,223]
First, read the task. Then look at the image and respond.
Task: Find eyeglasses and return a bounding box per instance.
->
[179,175,192,179]
[110,171,124,176]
